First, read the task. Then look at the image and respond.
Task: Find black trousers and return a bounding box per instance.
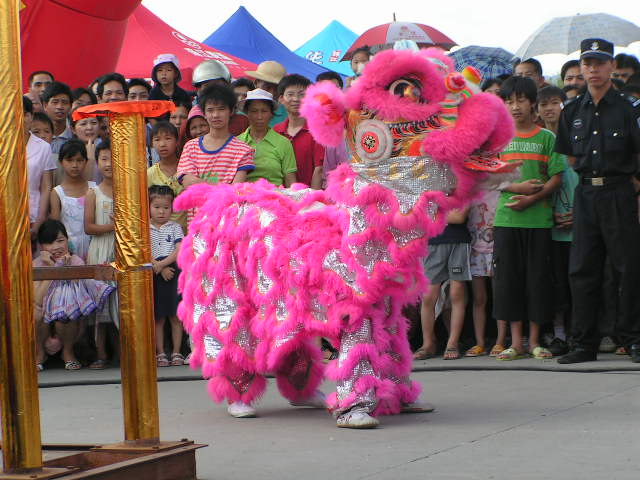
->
[569,180,640,350]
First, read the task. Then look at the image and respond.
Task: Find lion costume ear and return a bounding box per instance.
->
[301,82,346,147]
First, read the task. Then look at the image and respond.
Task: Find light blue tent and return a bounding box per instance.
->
[294,20,357,76]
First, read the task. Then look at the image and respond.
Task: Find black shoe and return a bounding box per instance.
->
[548,338,569,356]
[557,349,597,364]
[630,345,640,363]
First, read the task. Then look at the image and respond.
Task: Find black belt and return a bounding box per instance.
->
[580,175,631,186]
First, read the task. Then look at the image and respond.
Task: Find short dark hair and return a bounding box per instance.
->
[499,76,537,104]
[151,120,179,140]
[172,99,192,112]
[515,58,543,77]
[277,74,311,98]
[97,73,128,98]
[231,77,255,90]
[149,185,175,201]
[481,77,502,92]
[95,138,111,159]
[615,53,640,73]
[37,219,67,245]
[127,78,152,93]
[197,83,236,113]
[560,60,580,82]
[351,45,371,60]
[59,139,88,161]
[28,70,54,86]
[72,87,97,105]
[33,111,53,130]
[316,71,344,89]
[537,85,566,103]
[23,95,33,114]
[41,81,73,105]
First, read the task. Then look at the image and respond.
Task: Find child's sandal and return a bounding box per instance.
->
[157,353,170,367]
[170,353,184,366]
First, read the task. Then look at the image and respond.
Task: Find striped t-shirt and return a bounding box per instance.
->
[177,136,255,184]
[150,221,184,260]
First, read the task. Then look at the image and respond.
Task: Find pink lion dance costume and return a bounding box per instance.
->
[175,48,515,428]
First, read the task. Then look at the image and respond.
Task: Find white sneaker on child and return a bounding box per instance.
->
[289,390,326,408]
[227,401,257,418]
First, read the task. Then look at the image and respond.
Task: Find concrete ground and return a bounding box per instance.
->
[27,356,640,480]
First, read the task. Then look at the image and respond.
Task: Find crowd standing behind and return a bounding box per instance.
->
[25,38,640,371]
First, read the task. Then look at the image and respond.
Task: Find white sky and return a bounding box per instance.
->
[143,0,640,75]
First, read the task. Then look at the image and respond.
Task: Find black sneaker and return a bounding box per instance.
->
[548,338,569,356]
[557,349,597,364]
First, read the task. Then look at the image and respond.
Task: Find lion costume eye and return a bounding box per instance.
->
[388,78,423,102]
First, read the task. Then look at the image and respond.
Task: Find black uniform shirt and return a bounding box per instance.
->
[555,87,640,177]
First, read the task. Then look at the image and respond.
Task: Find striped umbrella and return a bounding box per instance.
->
[449,46,516,81]
[342,21,456,61]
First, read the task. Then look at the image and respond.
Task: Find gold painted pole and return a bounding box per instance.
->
[0,0,44,472]
[110,111,159,442]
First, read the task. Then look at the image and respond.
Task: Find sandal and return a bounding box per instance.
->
[615,346,627,355]
[465,345,487,357]
[531,346,553,360]
[170,353,185,366]
[443,347,460,360]
[497,347,530,361]
[64,360,82,371]
[157,353,170,367]
[489,344,506,357]
[413,347,436,360]
[88,359,108,370]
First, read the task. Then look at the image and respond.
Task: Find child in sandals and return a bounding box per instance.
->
[149,186,185,367]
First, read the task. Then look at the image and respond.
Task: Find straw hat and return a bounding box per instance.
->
[245,61,287,85]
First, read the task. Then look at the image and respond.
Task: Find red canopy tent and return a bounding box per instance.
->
[116,5,257,89]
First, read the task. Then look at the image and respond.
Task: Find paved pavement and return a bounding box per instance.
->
[29,357,640,480]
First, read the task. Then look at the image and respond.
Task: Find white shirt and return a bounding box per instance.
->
[27,134,55,222]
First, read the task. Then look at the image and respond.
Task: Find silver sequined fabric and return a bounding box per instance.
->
[347,205,368,236]
[350,155,456,214]
[193,302,213,325]
[310,297,328,323]
[349,239,391,275]
[263,235,274,253]
[235,327,259,355]
[256,259,273,295]
[201,273,214,296]
[388,226,425,248]
[352,176,368,196]
[336,358,377,413]
[192,233,206,259]
[426,201,438,221]
[338,319,373,368]
[275,298,288,323]
[214,295,236,330]
[203,334,223,360]
[274,323,303,348]
[323,249,361,294]
[227,371,255,394]
[279,188,314,202]
[258,208,276,228]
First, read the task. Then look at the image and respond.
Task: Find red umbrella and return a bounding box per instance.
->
[342,22,456,61]
[116,5,257,89]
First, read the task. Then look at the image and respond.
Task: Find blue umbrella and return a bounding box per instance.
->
[448,46,516,81]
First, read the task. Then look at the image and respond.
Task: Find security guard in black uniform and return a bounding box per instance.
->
[555,38,640,364]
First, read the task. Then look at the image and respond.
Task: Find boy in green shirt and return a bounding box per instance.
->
[493,76,565,361]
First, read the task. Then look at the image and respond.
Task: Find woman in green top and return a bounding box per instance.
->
[237,89,297,187]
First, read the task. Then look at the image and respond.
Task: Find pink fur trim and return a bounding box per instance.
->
[300,82,346,147]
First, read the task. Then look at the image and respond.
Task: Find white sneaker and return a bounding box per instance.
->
[336,408,379,429]
[227,401,257,418]
[289,390,326,408]
[400,400,435,413]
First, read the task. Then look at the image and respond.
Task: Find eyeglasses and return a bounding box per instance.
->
[284,91,305,100]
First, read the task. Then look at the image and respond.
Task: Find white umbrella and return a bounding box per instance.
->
[516,13,640,59]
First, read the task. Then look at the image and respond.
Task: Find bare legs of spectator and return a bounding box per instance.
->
[414,282,441,358]
[470,276,487,353]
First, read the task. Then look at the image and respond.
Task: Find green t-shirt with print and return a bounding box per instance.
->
[494,126,566,229]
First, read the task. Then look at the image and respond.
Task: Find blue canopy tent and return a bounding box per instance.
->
[294,20,357,76]
[203,6,332,81]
